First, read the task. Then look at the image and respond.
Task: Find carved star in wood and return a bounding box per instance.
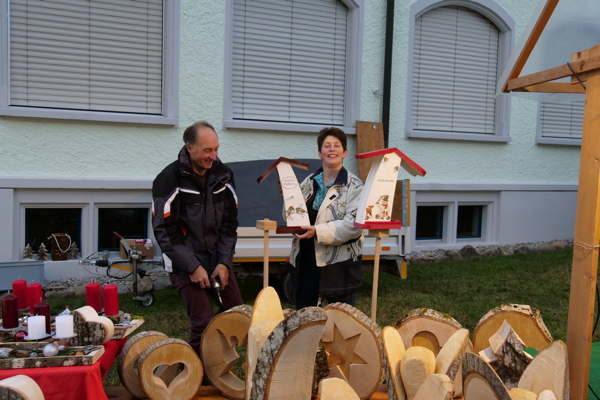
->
[215,328,241,376]
[322,322,367,381]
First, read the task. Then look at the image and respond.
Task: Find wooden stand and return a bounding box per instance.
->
[256,219,277,288]
[367,229,390,322]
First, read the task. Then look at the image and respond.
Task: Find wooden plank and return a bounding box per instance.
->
[571,49,589,85]
[517,82,586,93]
[0,343,104,369]
[506,54,600,92]
[356,121,385,182]
[566,43,600,400]
[501,0,560,92]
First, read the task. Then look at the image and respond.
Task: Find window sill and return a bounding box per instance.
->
[407,130,510,143]
[223,119,357,135]
[0,107,178,127]
[536,137,581,146]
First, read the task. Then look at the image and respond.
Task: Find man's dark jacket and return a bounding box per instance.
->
[152,146,238,276]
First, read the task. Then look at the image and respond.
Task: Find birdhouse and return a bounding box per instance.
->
[257,157,311,233]
[354,148,426,229]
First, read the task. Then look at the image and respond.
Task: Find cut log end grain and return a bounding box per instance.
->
[462,352,511,400]
[318,377,360,400]
[508,387,537,400]
[0,375,45,400]
[397,308,462,356]
[413,373,454,400]
[400,346,436,400]
[250,286,284,327]
[517,341,568,400]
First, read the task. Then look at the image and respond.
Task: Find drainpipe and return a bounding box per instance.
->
[382,0,395,148]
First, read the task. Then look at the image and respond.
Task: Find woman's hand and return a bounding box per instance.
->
[294,226,316,239]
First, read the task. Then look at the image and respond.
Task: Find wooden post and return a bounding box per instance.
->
[368,229,389,321]
[256,219,277,288]
[566,43,600,400]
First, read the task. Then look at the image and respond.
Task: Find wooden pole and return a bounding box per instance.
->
[256,219,277,288]
[368,229,389,321]
[566,43,600,400]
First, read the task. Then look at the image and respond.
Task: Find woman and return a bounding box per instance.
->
[288,127,364,309]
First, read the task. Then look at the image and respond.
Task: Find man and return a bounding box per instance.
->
[152,120,243,355]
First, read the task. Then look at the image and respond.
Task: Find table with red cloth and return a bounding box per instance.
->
[0,338,127,400]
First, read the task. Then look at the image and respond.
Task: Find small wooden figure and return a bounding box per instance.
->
[257,157,310,234]
[23,244,33,259]
[68,242,81,260]
[37,243,48,261]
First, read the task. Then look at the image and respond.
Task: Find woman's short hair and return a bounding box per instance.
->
[317,127,347,152]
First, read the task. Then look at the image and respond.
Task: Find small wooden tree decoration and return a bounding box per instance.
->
[68,242,81,260]
[37,243,48,261]
[23,244,33,259]
[256,157,311,234]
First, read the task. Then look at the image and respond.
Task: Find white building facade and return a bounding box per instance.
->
[0,0,580,278]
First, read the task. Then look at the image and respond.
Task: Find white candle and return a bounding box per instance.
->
[27,315,46,339]
[55,315,74,338]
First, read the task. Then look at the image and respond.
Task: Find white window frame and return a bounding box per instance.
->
[0,0,180,126]
[222,0,363,134]
[413,191,497,251]
[535,100,584,146]
[405,0,514,143]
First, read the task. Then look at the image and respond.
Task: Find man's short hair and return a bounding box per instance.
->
[183,121,216,145]
[317,127,347,152]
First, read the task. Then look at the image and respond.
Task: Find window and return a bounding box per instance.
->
[406,0,513,142]
[536,101,584,146]
[223,0,363,133]
[457,205,482,238]
[0,0,179,125]
[416,205,444,240]
[98,208,149,251]
[25,208,81,253]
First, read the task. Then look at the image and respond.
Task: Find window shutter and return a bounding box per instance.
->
[232,0,347,125]
[540,101,584,139]
[10,0,163,114]
[412,6,499,134]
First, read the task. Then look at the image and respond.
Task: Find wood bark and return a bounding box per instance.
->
[435,328,470,398]
[0,375,44,400]
[517,341,569,400]
[246,320,281,400]
[138,338,203,400]
[118,330,172,399]
[397,308,462,355]
[472,304,552,354]
[461,352,511,400]
[412,374,454,400]
[71,306,114,346]
[249,306,327,400]
[323,303,383,400]
[481,320,533,390]
[201,304,252,400]
[381,326,407,400]
[0,342,104,369]
[318,377,360,400]
[400,346,436,400]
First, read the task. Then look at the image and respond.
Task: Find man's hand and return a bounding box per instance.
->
[211,264,230,288]
[294,226,316,239]
[190,265,210,288]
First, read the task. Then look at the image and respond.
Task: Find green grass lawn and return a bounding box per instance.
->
[12,248,587,387]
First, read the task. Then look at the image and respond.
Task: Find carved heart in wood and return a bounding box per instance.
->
[71,306,114,346]
[139,338,203,400]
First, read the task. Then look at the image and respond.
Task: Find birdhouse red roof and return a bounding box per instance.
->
[355,148,426,177]
[256,157,311,184]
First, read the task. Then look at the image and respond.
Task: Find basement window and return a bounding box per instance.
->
[416,205,444,240]
[98,208,149,251]
[457,205,483,239]
[25,208,82,253]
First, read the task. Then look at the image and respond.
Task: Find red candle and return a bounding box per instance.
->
[27,283,43,312]
[33,302,51,335]
[103,284,119,316]
[12,279,28,310]
[1,294,19,329]
[85,283,102,312]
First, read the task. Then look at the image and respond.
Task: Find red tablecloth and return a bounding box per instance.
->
[0,338,126,400]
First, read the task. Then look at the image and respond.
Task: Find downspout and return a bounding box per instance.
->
[382,0,395,148]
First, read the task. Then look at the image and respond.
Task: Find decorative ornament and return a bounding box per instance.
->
[23,244,33,259]
[43,342,59,357]
[68,242,81,260]
[15,331,27,342]
[38,243,48,261]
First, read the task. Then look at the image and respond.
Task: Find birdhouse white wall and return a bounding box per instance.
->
[356,152,402,225]
[277,162,310,227]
